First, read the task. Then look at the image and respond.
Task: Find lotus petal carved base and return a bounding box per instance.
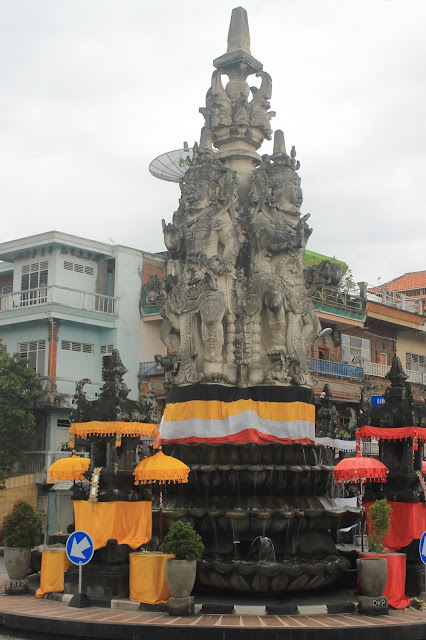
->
[197,556,350,593]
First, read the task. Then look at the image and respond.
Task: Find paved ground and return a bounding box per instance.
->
[1,572,426,639]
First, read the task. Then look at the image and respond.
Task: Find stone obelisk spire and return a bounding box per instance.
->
[199,6,274,204]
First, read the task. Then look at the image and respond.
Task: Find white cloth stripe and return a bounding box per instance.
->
[315,437,357,452]
[161,410,314,441]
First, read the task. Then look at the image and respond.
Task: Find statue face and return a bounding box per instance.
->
[271,169,303,214]
[183,177,212,214]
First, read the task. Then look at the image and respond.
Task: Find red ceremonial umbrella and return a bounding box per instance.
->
[333,453,389,551]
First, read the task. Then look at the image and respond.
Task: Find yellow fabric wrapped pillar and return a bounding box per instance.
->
[129,553,174,604]
[35,549,71,598]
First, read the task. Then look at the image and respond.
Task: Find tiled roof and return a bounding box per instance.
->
[375,271,426,293]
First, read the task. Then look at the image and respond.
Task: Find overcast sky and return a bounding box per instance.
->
[1,0,425,287]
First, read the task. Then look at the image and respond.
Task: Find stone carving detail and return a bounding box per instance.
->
[200,70,276,151]
[142,274,162,304]
[71,349,156,423]
[157,9,342,389]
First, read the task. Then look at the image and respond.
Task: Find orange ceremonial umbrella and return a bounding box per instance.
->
[133,450,190,543]
[47,452,90,484]
[333,453,389,551]
[47,452,90,534]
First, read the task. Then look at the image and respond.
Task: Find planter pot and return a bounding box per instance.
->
[4,547,31,580]
[166,559,197,598]
[357,557,387,597]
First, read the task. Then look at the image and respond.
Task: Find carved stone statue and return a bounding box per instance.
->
[157,8,341,389]
[161,145,240,384]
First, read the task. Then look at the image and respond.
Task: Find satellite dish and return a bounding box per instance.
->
[149,144,194,183]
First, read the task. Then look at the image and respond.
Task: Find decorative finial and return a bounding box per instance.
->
[227,7,251,54]
[273,130,286,156]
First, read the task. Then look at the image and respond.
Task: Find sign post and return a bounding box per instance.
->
[419,531,426,596]
[66,530,94,608]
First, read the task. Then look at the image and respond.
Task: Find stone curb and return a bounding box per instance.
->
[46,592,358,615]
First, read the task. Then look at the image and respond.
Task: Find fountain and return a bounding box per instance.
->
[154,7,358,592]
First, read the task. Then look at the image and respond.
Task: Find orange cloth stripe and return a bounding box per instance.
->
[70,421,158,438]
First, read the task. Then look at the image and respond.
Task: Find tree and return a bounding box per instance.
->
[337,267,359,295]
[0,350,44,486]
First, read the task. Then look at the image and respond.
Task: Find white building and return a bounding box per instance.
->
[0,230,166,534]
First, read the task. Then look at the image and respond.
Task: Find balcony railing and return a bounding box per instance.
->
[0,285,118,315]
[367,289,425,315]
[39,377,103,399]
[138,357,425,385]
[363,361,426,385]
[13,450,89,474]
[309,357,364,379]
[139,361,162,376]
[312,288,365,313]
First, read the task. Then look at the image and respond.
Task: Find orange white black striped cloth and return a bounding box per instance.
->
[160,385,315,445]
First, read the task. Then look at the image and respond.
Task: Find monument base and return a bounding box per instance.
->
[64,562,129,600]
[358,595,388,616]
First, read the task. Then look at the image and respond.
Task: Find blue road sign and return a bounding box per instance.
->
[371,395,385,406]
[66,530,94,566]
[420,531,426,564]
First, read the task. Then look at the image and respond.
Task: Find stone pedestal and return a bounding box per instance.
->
[168,596,195,617]
[4,577,28,595]
[64,562,129,600]
[358,595,388,616]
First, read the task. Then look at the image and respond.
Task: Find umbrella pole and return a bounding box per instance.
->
[159,488,163,545]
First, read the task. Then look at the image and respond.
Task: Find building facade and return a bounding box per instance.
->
[0,231,166,533]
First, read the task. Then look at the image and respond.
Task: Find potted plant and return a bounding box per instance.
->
[161,520,204,598]
[357,499,392,597]
[1,500,43,585]
[367,498,392,554]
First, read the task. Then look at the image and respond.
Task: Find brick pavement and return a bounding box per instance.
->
[1,572,426,639]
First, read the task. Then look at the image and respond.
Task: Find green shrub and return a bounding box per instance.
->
[367,498,392,554]
[161,521,204,560]
[1,500,43,548]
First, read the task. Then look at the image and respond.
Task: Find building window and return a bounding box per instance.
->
[341,334,370,364]
[20,261,48,306]
[0,344,6,353]
[100,345,114,380]
[406,353,426,374]
[57,419,71,429]
[61,340,94,354]
[18,340,46,375]
[100,344,114,355]
[63,261,94,276]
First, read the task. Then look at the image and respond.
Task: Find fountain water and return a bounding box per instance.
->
[249,537,276,563]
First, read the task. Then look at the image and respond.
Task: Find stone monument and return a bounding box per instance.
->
[155,7,356,593]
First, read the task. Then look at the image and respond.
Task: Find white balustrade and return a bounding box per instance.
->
[0,285,118,315]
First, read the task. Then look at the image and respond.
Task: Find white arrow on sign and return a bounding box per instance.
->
[70,536,91,559]
[422,537,426,558]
